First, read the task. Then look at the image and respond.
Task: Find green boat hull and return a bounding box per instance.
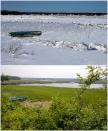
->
[9,96,28,102]
[9,31,42,37]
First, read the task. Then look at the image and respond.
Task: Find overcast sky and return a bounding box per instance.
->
[1,65,105,78]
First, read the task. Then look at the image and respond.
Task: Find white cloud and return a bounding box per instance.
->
[1,65,105,78]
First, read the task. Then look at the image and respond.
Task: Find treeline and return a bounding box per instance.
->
[1,74,21,82]
[1,10,107,16]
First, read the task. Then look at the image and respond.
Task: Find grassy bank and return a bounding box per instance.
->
[2,85,106,103]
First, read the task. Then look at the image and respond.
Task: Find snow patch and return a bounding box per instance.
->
[44,40,107,53]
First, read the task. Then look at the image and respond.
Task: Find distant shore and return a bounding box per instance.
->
[1,10,107,16]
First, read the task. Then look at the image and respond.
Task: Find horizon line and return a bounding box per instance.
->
[1,9,107,13]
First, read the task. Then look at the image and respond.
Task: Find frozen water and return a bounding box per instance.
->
[1,15,107,65]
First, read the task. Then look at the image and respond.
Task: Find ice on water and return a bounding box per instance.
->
[1,15,107,64]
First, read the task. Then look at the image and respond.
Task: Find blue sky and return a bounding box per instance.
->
[1,1,107,13]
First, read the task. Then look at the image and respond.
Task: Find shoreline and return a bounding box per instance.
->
[1,10,107,16]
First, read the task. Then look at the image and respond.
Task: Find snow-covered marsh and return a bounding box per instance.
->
[1,15,107,64]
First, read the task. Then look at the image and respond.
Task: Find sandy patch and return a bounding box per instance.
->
[20,100,52,109]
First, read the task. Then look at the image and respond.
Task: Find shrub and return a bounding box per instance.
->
[1,96,107,130]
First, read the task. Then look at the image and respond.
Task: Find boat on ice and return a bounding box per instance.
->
[9,31,42,37]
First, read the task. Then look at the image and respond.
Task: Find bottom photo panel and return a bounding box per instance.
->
[1,65,107,130]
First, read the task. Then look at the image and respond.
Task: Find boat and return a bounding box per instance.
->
[9,96,28,102]
[9,31,42,37]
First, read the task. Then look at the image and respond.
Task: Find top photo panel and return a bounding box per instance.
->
[1,1,107,65]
